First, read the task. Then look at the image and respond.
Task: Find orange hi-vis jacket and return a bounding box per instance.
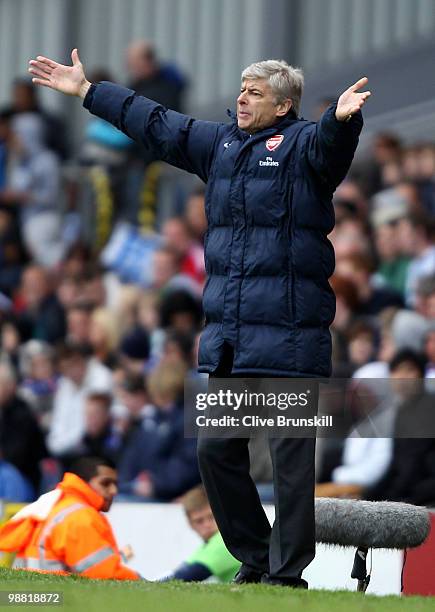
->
[0,473,140,580]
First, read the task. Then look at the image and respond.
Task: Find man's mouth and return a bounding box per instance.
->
[238,111,250,119]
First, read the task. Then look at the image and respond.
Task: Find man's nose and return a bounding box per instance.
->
[237,92,247,105]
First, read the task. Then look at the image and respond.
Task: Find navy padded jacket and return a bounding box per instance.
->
[84,82,363,377]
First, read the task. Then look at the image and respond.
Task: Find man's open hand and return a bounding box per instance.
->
[335,77,371,122]
[28,49,91,99]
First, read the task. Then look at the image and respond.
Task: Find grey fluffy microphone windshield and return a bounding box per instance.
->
[315,498,431,549]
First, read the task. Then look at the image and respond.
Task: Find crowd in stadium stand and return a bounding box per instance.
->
[0,43,435,508]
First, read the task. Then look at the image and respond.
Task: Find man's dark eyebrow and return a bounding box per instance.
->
[101,478,118,485]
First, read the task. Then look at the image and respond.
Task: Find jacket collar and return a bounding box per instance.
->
[57,472,105,511]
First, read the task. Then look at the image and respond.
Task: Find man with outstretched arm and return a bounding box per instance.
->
[29,50,370,587]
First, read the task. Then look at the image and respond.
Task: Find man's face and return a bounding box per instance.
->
[162,219,191,257]
[188,505,218,542]
[126,44,155,80]
[152,251,178,289]
[85,399,110,437]
[237,78,291,134]
[67,309,91,344]
[60,355,87,387]
[13,83,35,112]
[21,268,49,309]
[118,389,146,417]
[89,465,118,512]
[390,361,423,400]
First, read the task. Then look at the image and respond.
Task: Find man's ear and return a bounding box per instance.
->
[276,99,293,117]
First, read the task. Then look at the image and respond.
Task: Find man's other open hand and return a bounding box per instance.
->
[28,48,91,99]
[336,77,371,122]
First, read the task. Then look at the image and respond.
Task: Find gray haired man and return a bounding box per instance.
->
[29,51,370,587]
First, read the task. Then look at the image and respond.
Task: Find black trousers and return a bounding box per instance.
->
[197,343,316,580]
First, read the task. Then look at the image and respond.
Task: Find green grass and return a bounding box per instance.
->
[0,568,433,612]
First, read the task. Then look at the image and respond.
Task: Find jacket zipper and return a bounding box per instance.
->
[286,178,295,324]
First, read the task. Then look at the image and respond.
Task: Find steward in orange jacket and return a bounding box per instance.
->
[0,457,140,580]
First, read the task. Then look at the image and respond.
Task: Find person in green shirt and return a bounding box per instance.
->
[164,485,240,582]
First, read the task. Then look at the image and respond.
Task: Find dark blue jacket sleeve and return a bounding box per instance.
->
[301,103,363,191]
[83,82,223,183]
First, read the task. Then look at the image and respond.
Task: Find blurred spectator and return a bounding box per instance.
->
[81,266,107,307]
[65,392,123,466]
[401,212,435,306]
[152,246,178,290]
[151,245,202,296]
[0,113,65,267]
[371,189,410,295]
[391,309,429,353]
[118,361,200,501]
[364,350,435,505]
[122,41,187,226]
[163,485,240,582]
[359,307,398,375]
[47,342,112,459]
[61,243,93,279]
[330,275,360,374]
[116,373,150,445]
[184,186,207,244]
[159,290,203,334]
[66,304,93,344]
[336,254,403,315]
[56,275,81,310]
[162,217,205,287]
[162,329,195,368]
[415,275,435,319]
[0,121,27,294]
[18,340,57,431]
[329,218,371,261]
[136,290,165,361]
[355,132,403,196]
[119,325,151,374]
[126,41,186,112]
[0,111,10,188]
[0,317,22,372]
[417,144,435,217]
[0,361,47,493]
[317,349,435,501]
[346,320,378,372]
[89,307,120,369]
[16,265,66,343]
[0,207,25,297]
[333,180,368,222]
[1,78,67,158]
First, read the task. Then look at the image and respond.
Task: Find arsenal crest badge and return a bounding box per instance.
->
[266,134,284,152]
